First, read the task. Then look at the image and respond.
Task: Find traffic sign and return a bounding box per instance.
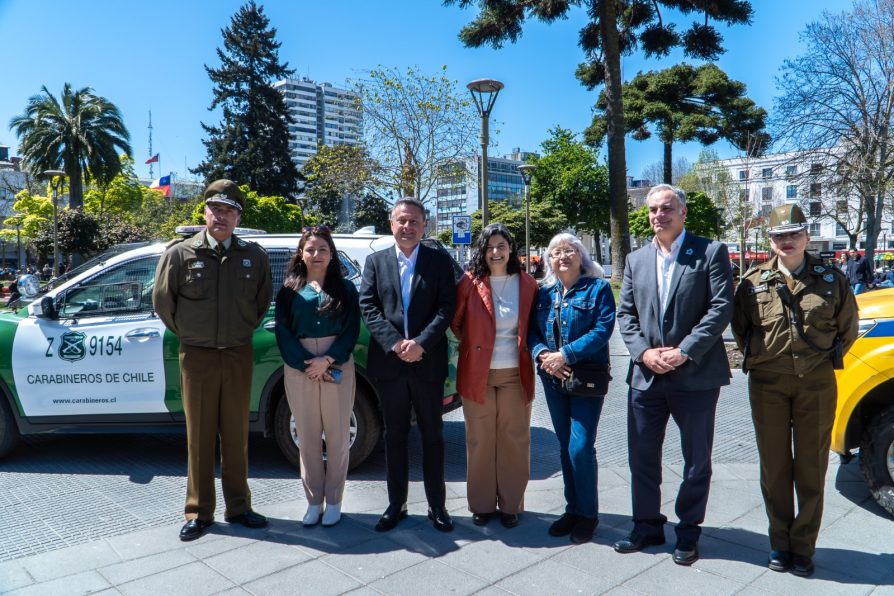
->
[452,215,472,245]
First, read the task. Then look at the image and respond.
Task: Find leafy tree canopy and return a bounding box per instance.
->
[629,190,722,240]
[351,193,391,234]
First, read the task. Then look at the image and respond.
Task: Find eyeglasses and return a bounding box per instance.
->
[303,225,331,233]
[770,230,805,241]
[550,248,578,258]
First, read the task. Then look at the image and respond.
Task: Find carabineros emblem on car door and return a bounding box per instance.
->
[59,331,87,362]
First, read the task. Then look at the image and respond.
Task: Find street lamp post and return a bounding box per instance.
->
[467,79,503,228]
[43,169,65,277]
[518,164,536,274]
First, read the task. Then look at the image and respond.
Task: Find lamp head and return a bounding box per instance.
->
[467,78,504,116]
[518,164,536,185]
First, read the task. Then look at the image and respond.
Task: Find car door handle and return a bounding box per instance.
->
[125,328,161,340]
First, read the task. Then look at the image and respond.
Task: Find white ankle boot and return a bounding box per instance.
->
[303,504,322,526]
[322,502,342,527]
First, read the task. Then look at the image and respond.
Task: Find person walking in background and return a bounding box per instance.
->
[359,198,457,533]
[451,223,538,529]
[732,204,858,577]
[845,248,871,294]
[275,226,360,528]
[615,184,734,565]
[153,180,272,542]
[528,232,616,544]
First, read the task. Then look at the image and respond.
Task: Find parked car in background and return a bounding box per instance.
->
[833,288,894,517]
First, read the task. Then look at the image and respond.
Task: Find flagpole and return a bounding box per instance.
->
[148,110,154,179]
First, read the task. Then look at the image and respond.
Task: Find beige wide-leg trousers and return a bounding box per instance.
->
[284,336,355,506]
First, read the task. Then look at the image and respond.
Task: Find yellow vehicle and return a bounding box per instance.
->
[833,288,894,516]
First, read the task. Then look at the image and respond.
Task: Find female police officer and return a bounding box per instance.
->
[732,204,858,577]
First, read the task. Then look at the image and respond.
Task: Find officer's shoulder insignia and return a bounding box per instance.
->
[242,259,252,268]
[813,265,826,273]
[761,271,771,281]
[823,273,834,283]
[192,238,203,248]
[237,238,248,247]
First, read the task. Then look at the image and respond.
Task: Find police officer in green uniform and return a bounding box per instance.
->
[153,180,273,541]
[732,204,858,576]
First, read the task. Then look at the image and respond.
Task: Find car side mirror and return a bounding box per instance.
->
[33,295,58,320]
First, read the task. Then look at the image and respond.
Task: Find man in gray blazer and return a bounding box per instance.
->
[614,184,734,566]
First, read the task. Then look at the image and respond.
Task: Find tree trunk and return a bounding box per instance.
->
[67,163,83,210]
[593,230,603,265]
[663,141,673,184]
[598,0,631,285]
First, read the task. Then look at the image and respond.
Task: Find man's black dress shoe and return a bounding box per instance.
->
[225,510,268,528]
[548,513,578,537]
[613,531,666,553]
[672,542,699,566]
[179,519,214,541]
[500,513,519,529]
[374,503,408,532]
[570,517,597,544]
[768,550,791,572]
[428,506,454,532]
[472,512,494,526]
[790,554,814,577]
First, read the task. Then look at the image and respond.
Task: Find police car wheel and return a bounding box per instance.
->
[860,406,894,518]
[272,383,381,472]
[0,396,20,458]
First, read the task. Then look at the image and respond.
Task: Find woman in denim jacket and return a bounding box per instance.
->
[528,232,616,544]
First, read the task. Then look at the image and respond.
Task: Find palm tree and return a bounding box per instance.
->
[10,83,131,209]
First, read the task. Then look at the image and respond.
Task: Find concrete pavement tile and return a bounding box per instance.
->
[211,588,251,595]
[748,565,876,596]
[870,586,894,595]
[4,570,110,596]
[98,549,196,585]
[319,537,427,583]
[383,519,476,557]
[734,587,790,596]
[19,540,122,582]
[435,537,542,583]
[104,524,194,560]
[204,540,309,584]
[684,535,770,584]
[90,590,125,596]
[342,588,389,596]
[243,559,361,595]
[812,546,894,585]
[820,507,894,552]
[116,561,235,596]
[368,559,487,595]
[553,539,662,584]
[0,560,33,592]
[621,558,746,595]
[496,558,614,595]
[275,515,383,558]
[600,587,651,596]
[702,484,766,528]
[183,533,257,559]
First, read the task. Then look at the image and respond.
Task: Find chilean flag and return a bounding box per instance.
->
[150,175,171,197]
[145,153,159,164]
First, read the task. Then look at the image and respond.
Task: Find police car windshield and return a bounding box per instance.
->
[41,242,153,294]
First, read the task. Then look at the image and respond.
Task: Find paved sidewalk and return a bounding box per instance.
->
[2,458,892,595]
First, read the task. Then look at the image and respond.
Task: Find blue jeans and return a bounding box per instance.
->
[543,380,605,520]
[853,283,865,295]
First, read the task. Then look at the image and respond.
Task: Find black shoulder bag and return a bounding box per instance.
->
[553,290,611,396]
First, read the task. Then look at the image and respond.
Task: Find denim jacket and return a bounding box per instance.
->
[528,276,616,370]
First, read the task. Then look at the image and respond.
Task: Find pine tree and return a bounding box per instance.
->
[193,1,300,198]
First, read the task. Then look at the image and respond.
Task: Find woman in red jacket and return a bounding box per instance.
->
[451,223,538,528]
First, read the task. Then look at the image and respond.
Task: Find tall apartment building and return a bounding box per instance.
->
[703,149,893,252]
[272,78,363,170]
[434,148,538,234]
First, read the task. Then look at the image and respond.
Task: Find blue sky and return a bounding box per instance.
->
[0,0,850,185]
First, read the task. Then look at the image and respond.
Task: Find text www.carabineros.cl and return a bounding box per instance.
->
[51,397,117,404]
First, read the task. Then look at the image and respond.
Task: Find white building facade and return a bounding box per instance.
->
[272,78,363,170]
[704,150,894,252]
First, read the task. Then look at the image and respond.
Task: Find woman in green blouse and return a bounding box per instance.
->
[274,226,360,527]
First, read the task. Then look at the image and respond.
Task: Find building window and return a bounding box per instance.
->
[809,201,821,216]
[739,189,748,202]
[837,199,848,213]
[762,167,773,178]
[786,185,797,198]
[810,163,823,175]
[761,187,772,202]
[836,223,847,236]
[786,165,798,177]
[738,170,748,181]
[809,222,821,236]
[810,182,821,198]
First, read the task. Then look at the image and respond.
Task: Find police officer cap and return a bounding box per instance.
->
[768,204,807,235]
[204,179,244,211]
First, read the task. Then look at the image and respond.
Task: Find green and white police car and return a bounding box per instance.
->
[0,229,462,469]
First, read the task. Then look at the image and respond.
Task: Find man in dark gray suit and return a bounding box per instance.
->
[614,184,734,565]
